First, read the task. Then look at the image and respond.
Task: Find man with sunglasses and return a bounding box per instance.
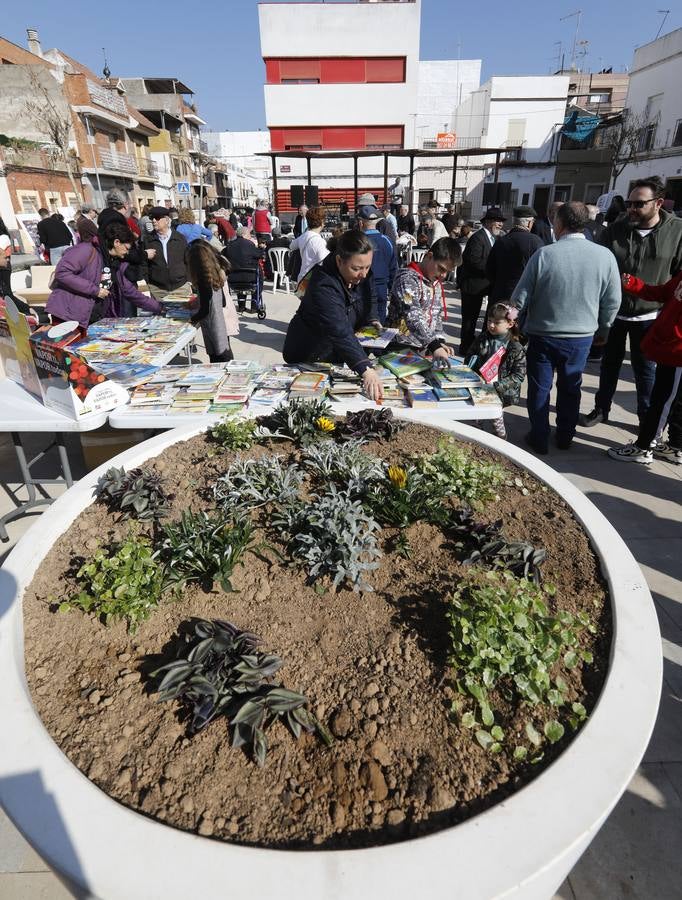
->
[580,176,682,428]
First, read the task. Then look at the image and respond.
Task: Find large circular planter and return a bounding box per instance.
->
[0,417,661,900]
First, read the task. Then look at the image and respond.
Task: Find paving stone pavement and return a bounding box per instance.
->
[0,284,680,899]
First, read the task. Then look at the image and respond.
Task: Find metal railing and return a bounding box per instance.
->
[98,148,138,174]
[136,157,159,179]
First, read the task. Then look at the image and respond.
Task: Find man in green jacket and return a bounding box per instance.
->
[580,177,682,427]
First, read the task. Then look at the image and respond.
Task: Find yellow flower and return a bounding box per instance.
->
[388,465,408,489]
[316,415,336,433]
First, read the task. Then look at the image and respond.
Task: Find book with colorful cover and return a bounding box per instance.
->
[289,372,328,395]
[406,387,439,408]
[147,367,190,384]
[248,388,288,406]
[379,350,432,378]
[438,368,483,387]
[170,401,212,414]
[477,345,507,384]
[469,384,501,406]
[355,326,399,351]
[92,363,159,387]
[433,385,471,402]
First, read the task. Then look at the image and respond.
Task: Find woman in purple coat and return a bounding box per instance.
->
[46,222,162,327]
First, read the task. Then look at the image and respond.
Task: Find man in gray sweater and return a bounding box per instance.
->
[512,202,621,453]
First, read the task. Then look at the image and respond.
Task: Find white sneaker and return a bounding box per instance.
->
[652,441,682,465]
[607,442,654,464]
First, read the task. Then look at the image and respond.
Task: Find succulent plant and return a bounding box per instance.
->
[96,466,171,521]
[158,510,252,592]
[339,407,405,442]
[151,618,333,765]
[463,538,547,584]
[273,486,382,592]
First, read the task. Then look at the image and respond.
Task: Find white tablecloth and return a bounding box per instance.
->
[0,379,109,433]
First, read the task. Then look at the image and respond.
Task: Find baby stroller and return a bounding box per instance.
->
[226,262,267,319]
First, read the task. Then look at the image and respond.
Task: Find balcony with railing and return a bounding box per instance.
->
[136,156,159,179]
[87,79,128,118]
[98,147,138,174]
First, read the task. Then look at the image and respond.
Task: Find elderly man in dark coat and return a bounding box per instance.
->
[486,205,543,303]
[456,206,506,353]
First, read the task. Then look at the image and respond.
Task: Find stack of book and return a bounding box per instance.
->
[289,371,329,399]
[129,383,177,411]
[170,366,229,415]
[160,288,198,321]
[329,365,363,400]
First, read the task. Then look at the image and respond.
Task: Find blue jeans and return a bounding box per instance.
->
[49,245,70,264]
[594,318,656,420]
[526,335,593,447]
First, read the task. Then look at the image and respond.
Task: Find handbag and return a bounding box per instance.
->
[640,297,682,366]
[221,283,240,337]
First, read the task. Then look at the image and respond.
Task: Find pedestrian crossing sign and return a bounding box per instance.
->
[176,181,190,194]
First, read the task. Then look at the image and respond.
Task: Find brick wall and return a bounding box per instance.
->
[4,168,79,215]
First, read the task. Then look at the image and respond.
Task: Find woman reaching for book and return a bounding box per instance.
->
[283,230,384,401]
[46,222,162,327]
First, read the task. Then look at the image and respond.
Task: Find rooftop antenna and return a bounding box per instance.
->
[576,39,590,72]
[655,9,670,39]
[102,47,110,80]
[560,9,582,70]
[552,40,564,72]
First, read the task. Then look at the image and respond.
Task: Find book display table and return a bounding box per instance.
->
[0,379,108,541]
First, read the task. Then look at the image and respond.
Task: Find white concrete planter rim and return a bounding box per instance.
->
[0,417,661,900]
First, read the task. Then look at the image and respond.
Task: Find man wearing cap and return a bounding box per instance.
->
[456,207,506,354]
[141,207,190,300]
[485,206,543,304]
[357,205,397,325]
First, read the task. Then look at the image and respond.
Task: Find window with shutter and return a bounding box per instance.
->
[365,126,403,149]
[365,58,405,83]
[279,59,320,84]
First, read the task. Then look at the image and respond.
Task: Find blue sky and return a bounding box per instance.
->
[5,1,679,131]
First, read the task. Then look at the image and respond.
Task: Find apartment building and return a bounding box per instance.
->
[0,31,162,225]
[453,75,569,219]
[614,28,682,208]
[121,77,216,209]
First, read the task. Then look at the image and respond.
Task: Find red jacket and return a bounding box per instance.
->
[625,271,682,366]
[624,271,682,305]
[216,217,235,243]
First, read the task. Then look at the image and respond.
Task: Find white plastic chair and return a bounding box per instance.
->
[268,247,291,294]
[409,248,427,264]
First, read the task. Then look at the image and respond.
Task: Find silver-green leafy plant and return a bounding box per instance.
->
[214,455,304,512]
[417,438,507,506]
[273,486,382,592]
[302,438,385,496]
[158,510,252,592]
[60,533,166,632]
[151,618,333,766]
[448,569,594,757]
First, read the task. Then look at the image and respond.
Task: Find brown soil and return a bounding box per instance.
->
[23,424,611,849]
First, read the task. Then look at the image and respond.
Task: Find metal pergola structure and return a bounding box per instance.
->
[256,147,506,216]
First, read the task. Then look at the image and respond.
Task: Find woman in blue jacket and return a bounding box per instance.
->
[283,230,384,401]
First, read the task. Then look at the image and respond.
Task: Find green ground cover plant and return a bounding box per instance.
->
[60,533,166,631]
[257,397,335,446]
[448,569,593,757]
[208,417,258,451]
[214,455,305,512]
[417,438,507,506]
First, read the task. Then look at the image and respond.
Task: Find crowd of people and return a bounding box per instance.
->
[279,177,682,464]
[5,174,682,466]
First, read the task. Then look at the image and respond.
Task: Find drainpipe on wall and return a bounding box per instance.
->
[84,116,103,206]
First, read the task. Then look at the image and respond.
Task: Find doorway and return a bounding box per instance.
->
[533,185,551,217]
